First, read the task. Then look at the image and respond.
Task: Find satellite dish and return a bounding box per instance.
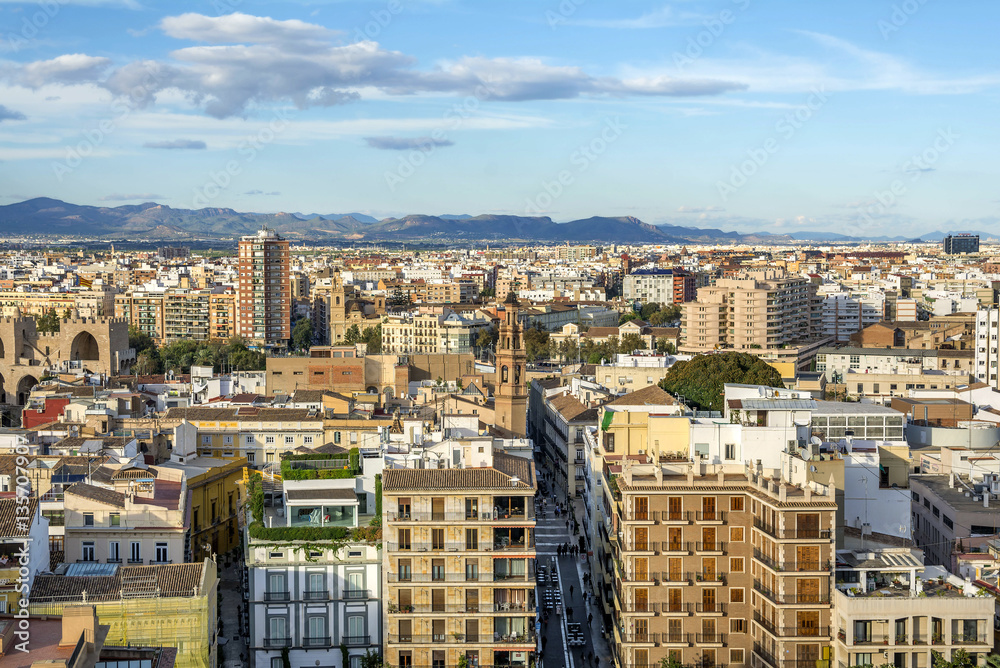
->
[899,524,908,535]
[810,466,817,473]
[810,436,822,446]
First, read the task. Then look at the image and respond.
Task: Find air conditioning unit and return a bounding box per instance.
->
[638,449,645,455]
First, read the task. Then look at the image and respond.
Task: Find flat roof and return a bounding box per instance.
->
[911,474,1000,514]
[286,488,358,502]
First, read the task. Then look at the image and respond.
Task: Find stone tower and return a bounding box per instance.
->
[494,291,527,437]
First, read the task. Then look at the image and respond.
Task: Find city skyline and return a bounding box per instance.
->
[1,1,998,236]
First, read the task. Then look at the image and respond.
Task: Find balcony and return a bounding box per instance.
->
[695,633,726,646]
[694,511,727,523]
[660,541,693,555]
[389,573,487,583]
[754,613,828,638]
[264,591,290,602]
[752,519,831,541]
[343,589,371,601]
[389,508,534,522]
[303,636,331,647]
[659,602,693,615]
[389,603,536,614]
[753,549,831,573]
[953,634,986,646]
[658,510,693,524]
[752,582,829,605]
[304,590,328,601]
[264,637,291,648]
[852,635,891,646]
[343,635,370,646]
[658,571,693,584]
[695,541,727,554]
[696,602,726,614]
[694,572,726,585]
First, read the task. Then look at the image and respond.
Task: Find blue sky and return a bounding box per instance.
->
[0,0,997,236]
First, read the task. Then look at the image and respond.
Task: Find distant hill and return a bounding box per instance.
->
[0,198,984,244]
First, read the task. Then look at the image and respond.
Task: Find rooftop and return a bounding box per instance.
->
[910,474,1000,514]
[383,452,535,492]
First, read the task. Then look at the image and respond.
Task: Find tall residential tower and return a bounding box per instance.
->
[237,227,291,347]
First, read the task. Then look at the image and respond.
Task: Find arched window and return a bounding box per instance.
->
[501,365,509,383]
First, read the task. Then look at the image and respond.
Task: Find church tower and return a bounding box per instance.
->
[329,268,348,343]
[494,291,527,437]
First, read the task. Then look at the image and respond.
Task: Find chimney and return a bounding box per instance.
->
[950,472,956,489]
[985,494,990,509]
[60,604,98,648]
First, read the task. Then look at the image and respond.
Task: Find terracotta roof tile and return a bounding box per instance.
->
[30,563,207,601]
[607,385,676,406]
[0,498,37,537]
[384,452,536,491]
[65,482,125,508]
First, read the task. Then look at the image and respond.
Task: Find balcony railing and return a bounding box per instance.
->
[661,542,693,553]
[694,511,727,523]
[343,589,371,601]
[389,573,488,583]
[752,519,831,540]
[389,633,535,645]
[264,591,290,602]
[264,637,291,648]
[695,633,727,645]
[753,549,831,572]
[752,582,830,605]
[390,603,536,614]
[695,541,727,553]
[304,590,328,601]
[343,635,371,646]
[618,633,691,645]
[852,635,890,646]
[696,602,726,614]
[952,634,985,645]
[388,510,534,522]
[754,613,828,638]
[303,636,331,647]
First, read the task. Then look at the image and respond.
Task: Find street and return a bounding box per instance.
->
[534,455,612,668]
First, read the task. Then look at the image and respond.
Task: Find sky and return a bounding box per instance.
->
[0,0,998,237]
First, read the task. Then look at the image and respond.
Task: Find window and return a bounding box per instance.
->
[108,541,120,562]
[83,513,94,527]
[347,571,364,597]
[730,588,744,603]
[943,515,954,529]
[130,541,141,563]
[466,528,478,550]
[246,451,255,463]
[724,443,736,461]
[347,615,365,642]
[202,435,212,445]
[154,543,168,563]
[432,559,445,581]
[730,619,746,634]
[398,528,411,550]
[308,572,325,596]
[224,435,233,445]
[730,649,745,664]
[932,505,940,518]
[730,557,745,573]
[912,492,919,502]
[82,542,95,562]
[730,527,744,542]
[432,528,445,550]
[307,616,326,642]
[245,435,254,444]
[334,432,342,444]
[265,436,275,445]
[268,616,287,643]
[465,559,479,581]
[730,496,744,512]
[397,559,412,582]
[304,436,314,445]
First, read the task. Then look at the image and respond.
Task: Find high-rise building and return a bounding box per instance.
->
[681,270,817,352]
[495,292,528,437]
[942,234,979,255]
[237,227,291,347]
[382,452,538,668]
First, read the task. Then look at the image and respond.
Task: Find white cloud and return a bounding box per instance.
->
[160,12,336,46]
[364,135,454,150]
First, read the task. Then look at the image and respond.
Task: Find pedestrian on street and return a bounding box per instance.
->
[570,585,574,597]
[588,612,593,625]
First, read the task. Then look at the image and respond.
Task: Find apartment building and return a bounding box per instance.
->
[623,268,695,304]
[833,549,994,668]
[681,271,818,352]
[974,307,1000,388]
[208,287,237,341]
[63,464,187,567]
[247,466,381,668]
[237,227,291,347]
[382,452,538,668]
[164,406,326,466]
[607,459,836,668]
[820,292,885,342]
[531,385,599,498]
[114,289,165,341]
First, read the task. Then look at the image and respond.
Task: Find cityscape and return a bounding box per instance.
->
[0,3,1000,668]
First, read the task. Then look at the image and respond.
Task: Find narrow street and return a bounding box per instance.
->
[534,455,612,668]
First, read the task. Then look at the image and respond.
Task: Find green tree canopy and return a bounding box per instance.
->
[523,326,550,362]
[37,308,61,333]
[619,311,639,325]
[292,318,312,351]
[657,351,784,411]
[619,332,647,352]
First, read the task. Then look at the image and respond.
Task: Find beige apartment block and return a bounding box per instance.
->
[382,453,538,668]
[63,464,187,566]
[681,271,817,353]
[609,460,836,668]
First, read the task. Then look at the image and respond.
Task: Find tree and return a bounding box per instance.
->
[361,650,384,668]
[360,324,382,353]
[619,311,639,325]
[133,351,159,375]
[658,351,784,411]
[292,318,312,351]
[648,303,682,326]
[659,657,683,668]
[655,339,676,355]
[36,308,60,333]
[619,333,647,353]
[640,302,661,320]
[343,324,362,345]
[476,327,496,358]
[523,326,550,362]
[128,324,156,355]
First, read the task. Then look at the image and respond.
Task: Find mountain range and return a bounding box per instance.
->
[0,198,991,244]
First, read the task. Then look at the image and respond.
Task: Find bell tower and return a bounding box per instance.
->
[494,291,527,437]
